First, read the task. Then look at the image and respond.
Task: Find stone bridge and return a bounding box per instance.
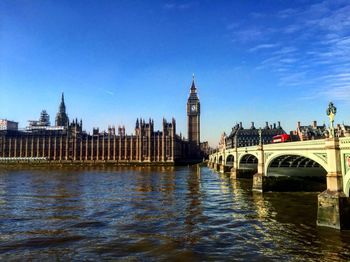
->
[208,137,350,230]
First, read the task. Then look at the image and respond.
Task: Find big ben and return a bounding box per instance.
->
[187,75,200,146]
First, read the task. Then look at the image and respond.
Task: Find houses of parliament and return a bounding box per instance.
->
[0,78,206,164]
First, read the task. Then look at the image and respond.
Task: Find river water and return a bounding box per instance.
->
[0,166,350,261]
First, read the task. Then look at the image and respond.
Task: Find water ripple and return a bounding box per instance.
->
[0,166,350,260]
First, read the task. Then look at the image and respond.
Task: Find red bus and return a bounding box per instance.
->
[272,134,290,143]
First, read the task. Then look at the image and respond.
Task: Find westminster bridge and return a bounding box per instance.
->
[207,136,350,230]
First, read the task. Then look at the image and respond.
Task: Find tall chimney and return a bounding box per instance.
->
[313,120,317,128]
[278,121,281,128]
[297,121,301,129]
[265,122,269,129]
[273,123,276,129]
[251,122,255,129]
[239,122,243,129]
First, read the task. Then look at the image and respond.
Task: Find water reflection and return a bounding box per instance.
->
[0,166,350,260]
[251,191,272,220]
[184,165,203,245]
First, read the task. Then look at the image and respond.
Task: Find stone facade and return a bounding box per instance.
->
[225,121,286,148]
[0,119,18,131]
[0,78,206,164]
[0,117,188,163]
[292,121,350,141]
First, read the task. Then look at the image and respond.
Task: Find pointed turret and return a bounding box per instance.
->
[188,74,199,102]
[55,92,69,127]
[59,93,66,113]
[191,74,196,93]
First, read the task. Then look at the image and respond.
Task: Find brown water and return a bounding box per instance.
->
[0,166,350,261]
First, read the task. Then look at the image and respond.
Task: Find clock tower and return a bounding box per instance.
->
[187,75,200,146]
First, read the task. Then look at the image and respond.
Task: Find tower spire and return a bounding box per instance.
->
[56,92,69,127]
[191,73,196,93]
[59,92,66,113]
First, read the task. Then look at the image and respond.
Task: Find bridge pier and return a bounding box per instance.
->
[230,167,238,179]
[252,145,264,192]
[252,173,264,192]
[317,138,350,230]
[207,161,213,169]
[219,164,225,173]
[230,168,255,179]
[210,162,214,169]
[219,164,231,173]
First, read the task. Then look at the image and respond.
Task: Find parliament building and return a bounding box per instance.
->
[0,78,203,164]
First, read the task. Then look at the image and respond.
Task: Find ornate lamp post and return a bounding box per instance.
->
[258,128,262,146]
[326,102,337,138]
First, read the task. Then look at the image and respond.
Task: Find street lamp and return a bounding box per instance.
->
[258,128,262,146]
[326,102,337,138]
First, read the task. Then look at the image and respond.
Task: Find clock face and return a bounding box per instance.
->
[191,105,196,112]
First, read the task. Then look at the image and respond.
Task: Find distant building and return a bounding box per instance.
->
[0,78,204,164]
[292,121,350,140]
[0,119,18,131]
[335,123,350,137]
[218,132,227,151]
[27,110,51,130]
[200,141,210,158]
[292,121,326,141]
[225,121,286,148]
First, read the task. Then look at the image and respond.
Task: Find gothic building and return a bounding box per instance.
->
[55,93,69,127]
[0,78,203,164]
[187,76,200,146]
[187,76,203,158]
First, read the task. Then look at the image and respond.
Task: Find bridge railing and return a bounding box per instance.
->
[209,139,329,157]
[0,157,48,162]
[340,137,350,148]
[259,139,326,150]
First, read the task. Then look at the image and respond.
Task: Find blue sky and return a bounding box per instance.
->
[1,0,350,146]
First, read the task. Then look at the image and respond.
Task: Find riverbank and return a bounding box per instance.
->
[0,159,204,169]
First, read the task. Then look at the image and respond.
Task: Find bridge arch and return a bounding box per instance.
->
[344,169,350,197]
[226,154,234,167]
[346,179,350,197]
[218,155,223,164]
[238,153,258,171]
[239,153,258,165]
[213,156,217,164]
[265,153,328,177]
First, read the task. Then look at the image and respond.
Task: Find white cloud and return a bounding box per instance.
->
[231,28,264,43]
[105,90,114,96]
[320,85,350,100]
[248,43,279,52]
[226,1,350,101]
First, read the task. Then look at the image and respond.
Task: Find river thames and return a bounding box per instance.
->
[0,166,350,261]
